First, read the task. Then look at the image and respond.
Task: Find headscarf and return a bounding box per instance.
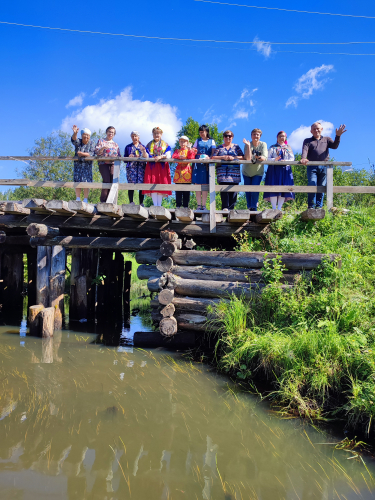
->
[277,131,287,144]
[81,128,91,137]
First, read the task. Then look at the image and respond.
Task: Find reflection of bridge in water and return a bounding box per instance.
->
[0,333,372,500]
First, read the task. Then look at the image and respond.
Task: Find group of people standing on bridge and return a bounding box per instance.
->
[71,121,347,211]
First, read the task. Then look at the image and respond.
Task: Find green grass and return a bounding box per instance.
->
[211,205,375,433]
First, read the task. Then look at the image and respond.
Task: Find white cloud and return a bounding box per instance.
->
[91,88,100,97]
[253,37,272,58]
[286,64,334,108]
[66,92,86,108]
[288,120,334,152]
[233,110,248,119]
[61,87,182,147]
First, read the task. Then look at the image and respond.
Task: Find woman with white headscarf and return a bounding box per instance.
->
[124,131,148,205]
[71,124,95,202]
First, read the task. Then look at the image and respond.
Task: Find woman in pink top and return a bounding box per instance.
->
[95,126,121,202]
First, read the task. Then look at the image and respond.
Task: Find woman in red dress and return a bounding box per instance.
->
[142,127,172,206]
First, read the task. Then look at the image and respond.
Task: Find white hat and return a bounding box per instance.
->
[81,128,91,136]
[179,135,189,141]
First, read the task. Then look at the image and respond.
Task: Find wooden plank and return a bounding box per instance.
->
[256,209,282,223]
[30,235,161,251]
[327,166,334,211]
[4,202,30,215]
[300,208,326,221]
[0,214,270,239]
[68,201,97,216]
[209,164,216,234]
[149,206,172,221]
[96,203,123,218]
[22,198,54,214]
[0,158,352,166]
[45,200,76,215]
[175,207,194,222]
[122,204,149,220]
[228,210,250,223]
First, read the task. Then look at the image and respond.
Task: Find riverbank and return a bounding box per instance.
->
[209,205,375,433]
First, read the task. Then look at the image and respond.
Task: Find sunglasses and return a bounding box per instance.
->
[223,134,233,138]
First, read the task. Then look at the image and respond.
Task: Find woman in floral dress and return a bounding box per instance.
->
[95,126,121,202]
[142,127,172,207]
[172,136,197,208]
[124,131,148,205]
[211,130,244,210]
[263,131,295,210]
[71,125,95,202]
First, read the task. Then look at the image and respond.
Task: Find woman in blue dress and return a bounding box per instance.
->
[124,131,148,205]
[192,125,216,210]
[263,131,295,210]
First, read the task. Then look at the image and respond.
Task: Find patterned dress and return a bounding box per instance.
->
[94,138,121,162]
[124,143,146,183]
[71,137,95,182]
[263,143,295,201]
[172,148,196,183]
[142,140,172,196]
[214,144,244,183]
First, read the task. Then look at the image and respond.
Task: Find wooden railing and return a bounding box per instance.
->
[0,156,364,233]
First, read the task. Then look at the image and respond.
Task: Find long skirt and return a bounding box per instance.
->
[126,161,146,184]
[142,162,172,196]
[263,164,295,201]
[192,163,209,184]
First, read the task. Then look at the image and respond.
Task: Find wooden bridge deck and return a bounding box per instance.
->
[0,199,293,242]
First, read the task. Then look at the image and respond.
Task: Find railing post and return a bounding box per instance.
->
[326,166,334,211]
[209,164,216,233]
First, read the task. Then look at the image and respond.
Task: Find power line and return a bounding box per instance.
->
[1,20,375,55]
[194,0,375,19]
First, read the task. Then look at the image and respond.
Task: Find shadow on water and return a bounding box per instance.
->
[1,293,375,499]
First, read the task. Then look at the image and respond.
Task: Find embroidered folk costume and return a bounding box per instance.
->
[142,140,172,196]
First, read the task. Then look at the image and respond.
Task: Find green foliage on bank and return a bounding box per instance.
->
[211,206,375,433]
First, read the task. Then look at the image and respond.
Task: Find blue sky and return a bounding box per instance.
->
[1,0,374,183]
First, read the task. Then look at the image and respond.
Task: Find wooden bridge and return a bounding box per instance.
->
[0,156,361,343]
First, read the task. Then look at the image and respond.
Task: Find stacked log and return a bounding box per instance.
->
[156,230,180,337]
[140,243,341,334]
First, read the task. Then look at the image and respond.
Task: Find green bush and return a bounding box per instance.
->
[213,206,375,432]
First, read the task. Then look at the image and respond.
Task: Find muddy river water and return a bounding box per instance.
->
[1,322,375,500]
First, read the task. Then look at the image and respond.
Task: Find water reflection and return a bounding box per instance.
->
[0,329,375,500]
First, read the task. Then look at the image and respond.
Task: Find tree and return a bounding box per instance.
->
[175,117,223,148]
[10,130,114,203]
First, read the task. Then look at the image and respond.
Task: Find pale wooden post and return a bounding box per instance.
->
[209,164,216,234]
[106,161,120,204]
[326,166,334,211]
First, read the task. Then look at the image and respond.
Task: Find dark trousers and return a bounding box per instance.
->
[128,190,144,204]
[99,163,114,202]
[219,182,237,210]
[176,190,190,208]
[307,165,327,208]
